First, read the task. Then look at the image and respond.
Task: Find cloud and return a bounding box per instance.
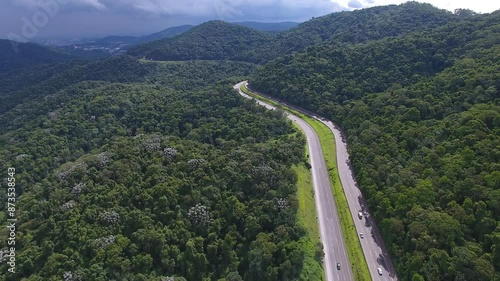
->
[9,0,107,11]
[2,0,499,39]
[94,0,346,23]
[97,0,342,19]
[1,0,346,38]
[348,0,363,8]
[78,0,107,11]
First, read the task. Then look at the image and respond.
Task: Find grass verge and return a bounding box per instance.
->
[241,83,371,281]
[292,135,325,280]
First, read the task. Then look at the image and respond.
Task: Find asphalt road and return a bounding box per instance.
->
[234,82,354,281]
[234,81,399,281]
[315,119,398,281]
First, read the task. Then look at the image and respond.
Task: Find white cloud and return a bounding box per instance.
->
[102,0,340,17]
[348,0,363,8]
[6,0,497,39]
[78,0,108,11]
[8,0,500,15]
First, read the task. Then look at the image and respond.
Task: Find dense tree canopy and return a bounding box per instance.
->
[128,21,273,63]
[0,59,309,280]
[0,39,77,73]
[250,8,500,281]
[1,2,499,280]
[0,57,256,120]
[258,2,458,61]
[127,3,462,64]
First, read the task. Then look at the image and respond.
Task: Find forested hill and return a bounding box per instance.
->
[127,21,272,63]
[0,39,74,73]
[0,56,316,280]
[250,9,500,281]
[128,3,462,64]
[231,21,300,32]
[259,2,458,60]
[1,2,499,281]
[137,25,195,44]
[250,10,500,105]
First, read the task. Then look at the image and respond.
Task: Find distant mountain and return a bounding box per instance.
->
[87,21,297,48]
[0,39,74,72]
[47,22,294,60]
[93,35,138,45]
[232,21,299,32]
[94,22,293,45]
[92,25,196,45]
[128,3,460,64]
[49,25,195,59]
[137,25,194,43]
[128,20,272,63]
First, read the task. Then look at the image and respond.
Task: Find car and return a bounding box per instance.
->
[358,211,363,219]
[359,233,364,238]
[337,263,341,270]
[377,268,383,275]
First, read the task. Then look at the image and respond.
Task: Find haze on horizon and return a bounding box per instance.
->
[1,0,499,40]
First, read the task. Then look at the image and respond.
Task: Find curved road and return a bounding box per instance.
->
[234,81,398,281]
[234,82,354,281]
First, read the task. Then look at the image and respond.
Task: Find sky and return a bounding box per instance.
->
[1,0,499,40]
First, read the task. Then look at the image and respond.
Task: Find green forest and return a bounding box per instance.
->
[0,60,313,280]
[0,39,76,73]
[250,5,500,281]
[127,21,273,63]
[0,1,499,281]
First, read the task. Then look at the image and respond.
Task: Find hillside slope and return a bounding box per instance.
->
[259,2,458,60]
[138,25,194,43]
[128,3,460,64]
[0,56,310,281]
[250,9,500,281]
[232,21,300,32]
[0,39,74,72]
[128,21,272,63]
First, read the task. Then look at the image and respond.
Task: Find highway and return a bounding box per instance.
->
[234,82,354,281]
[234,81,398,281]
[318,119,398,281]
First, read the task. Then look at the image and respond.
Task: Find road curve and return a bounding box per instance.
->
[234,82,354,281]
[235,81,399,281]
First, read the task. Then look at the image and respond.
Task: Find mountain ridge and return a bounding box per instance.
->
[127,20,273,63]
[0,39,77,73]
[128,2,464,63]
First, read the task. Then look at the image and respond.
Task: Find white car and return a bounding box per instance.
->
[359,233,364,238]
[377,268,383,275]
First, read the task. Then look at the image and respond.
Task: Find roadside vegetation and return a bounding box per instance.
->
[241,83,371,281]
[250,9,500,280]
[292,140,325,281]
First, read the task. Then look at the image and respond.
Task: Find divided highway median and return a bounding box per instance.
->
[240,82,371,281]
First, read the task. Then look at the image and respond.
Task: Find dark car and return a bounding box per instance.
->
[337,263,341,270]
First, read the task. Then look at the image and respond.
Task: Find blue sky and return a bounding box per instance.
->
[2,0,499,39]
